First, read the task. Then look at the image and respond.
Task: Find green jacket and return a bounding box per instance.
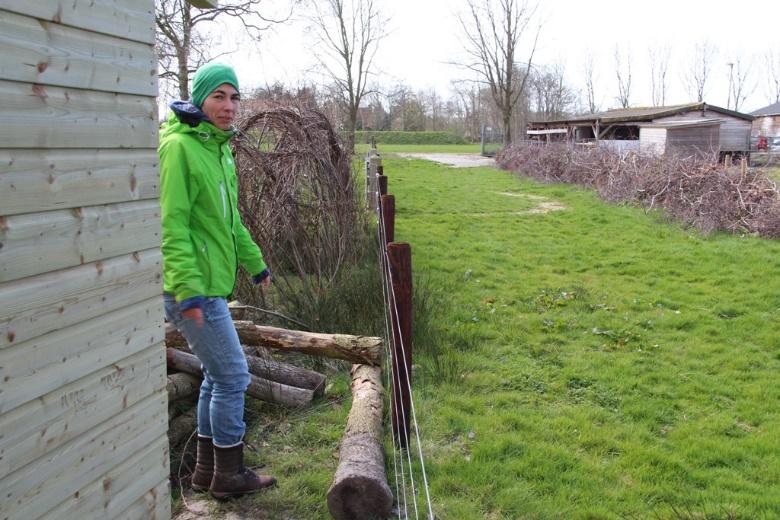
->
[159,110,266,302]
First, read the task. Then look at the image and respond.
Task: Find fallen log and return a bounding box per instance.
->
[167,372,201,402]
[244,348,327,397]
[165,322,383,366]
[168,409,197,448]
[327,364,392,520]
[166,348,314,408]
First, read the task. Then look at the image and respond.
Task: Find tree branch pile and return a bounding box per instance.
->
[497,143,780,237]
[231,107,364,325]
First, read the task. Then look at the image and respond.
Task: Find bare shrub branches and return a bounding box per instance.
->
[231,107,362,324]
[497,143,780,237]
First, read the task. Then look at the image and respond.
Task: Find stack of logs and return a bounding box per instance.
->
[164,308,392,520]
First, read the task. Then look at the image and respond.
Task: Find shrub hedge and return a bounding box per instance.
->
[354,131,467,145]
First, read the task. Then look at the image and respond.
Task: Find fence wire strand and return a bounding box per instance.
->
[374,177,435,520]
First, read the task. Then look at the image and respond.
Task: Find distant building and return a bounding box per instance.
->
[528,102,753,158]
[751,102,780,137]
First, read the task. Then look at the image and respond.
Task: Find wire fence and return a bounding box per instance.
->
[368,149,435,519]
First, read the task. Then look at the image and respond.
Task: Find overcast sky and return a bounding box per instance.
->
[211,0,780,113]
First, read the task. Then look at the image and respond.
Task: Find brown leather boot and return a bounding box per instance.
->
[190,436,215,492]
[210,443,276,500]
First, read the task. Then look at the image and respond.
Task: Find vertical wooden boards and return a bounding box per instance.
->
[0,200,161,282]
[0,0,155,45]
[0,9,157,96]
[0,149,159,216]
[0,80,158,149]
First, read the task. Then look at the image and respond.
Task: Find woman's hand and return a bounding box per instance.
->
[182,307,204,327]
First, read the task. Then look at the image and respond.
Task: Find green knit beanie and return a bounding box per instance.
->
[190,62,239,108]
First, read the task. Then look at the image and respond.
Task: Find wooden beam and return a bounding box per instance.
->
[167,372,201,402]
[0,9,157,96]
[166,322,384,366]
[0,200,161,283]
[244,347,327,396]
[166,348,315,408]
[0,149,159,216]
[0,79,158,149]
[327,365,393,520]
[0,248,163,349]
[0,2,155,45]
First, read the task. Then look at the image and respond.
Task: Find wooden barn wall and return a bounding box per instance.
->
[639,127,667,155]
[754,115,780,137]
[655,110,752,152]
[665,126,720,157]
[0,2,170,519]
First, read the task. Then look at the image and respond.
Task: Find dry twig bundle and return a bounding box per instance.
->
[231,107,361,323]
[497,143,780,237]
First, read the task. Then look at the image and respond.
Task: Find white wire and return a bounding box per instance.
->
[376,195,405,519]
[376,177,434,519]
[382,251,420,520]
[383,248,435,519]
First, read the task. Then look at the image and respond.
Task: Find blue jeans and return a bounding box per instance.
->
[164,295,250,447]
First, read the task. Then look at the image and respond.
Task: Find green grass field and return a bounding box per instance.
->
[355,143,482,154]
[387,155,780,518]
[183,151,780,519]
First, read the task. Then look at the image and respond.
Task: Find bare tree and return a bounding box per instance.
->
[531,64,575,120]
[649,44,671,106]
[308,0,386,153]
[728,57,755,112]
[155,0,287,101]
[583,53,598,114]
[458,0,541,146]
[766,50,780,104]
[614,46,632,108]
[684,40,716,103]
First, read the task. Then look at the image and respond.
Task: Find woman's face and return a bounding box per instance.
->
[201,83,240,130]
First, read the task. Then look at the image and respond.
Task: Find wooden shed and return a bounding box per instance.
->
[528,102,753,157]
[639,119,720,157]
[0,1,170,518]
[751,101,780,138]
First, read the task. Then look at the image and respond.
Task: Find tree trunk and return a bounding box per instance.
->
[168,409,198,448]
[167,372,201,402]
[165,322,383,366]
[327,365,392,520]
[244,347,327,396]
[166,348,314,408]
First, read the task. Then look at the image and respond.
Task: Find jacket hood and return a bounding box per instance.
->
[161,100,236,144]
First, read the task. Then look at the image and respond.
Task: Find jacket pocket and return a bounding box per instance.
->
[219,182,228,220]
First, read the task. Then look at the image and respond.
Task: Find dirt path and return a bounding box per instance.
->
[394,152,496,168]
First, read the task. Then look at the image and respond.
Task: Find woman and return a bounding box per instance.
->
[159,62,275,499]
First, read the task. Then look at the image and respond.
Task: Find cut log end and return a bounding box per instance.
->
[327,475,393,520]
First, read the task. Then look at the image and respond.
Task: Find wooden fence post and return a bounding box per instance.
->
[366,152,382,211]
[380,195,394,244]
[387,242,412,449]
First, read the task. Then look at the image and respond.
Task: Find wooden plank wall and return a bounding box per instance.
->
[0,2,170,519]
[656,110,752,152]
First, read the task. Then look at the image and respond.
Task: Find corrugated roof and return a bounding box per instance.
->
[751,101,780,117]
[531,102,753,125]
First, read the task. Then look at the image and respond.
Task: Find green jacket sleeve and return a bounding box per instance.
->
[234,202,267,276]
[160,139,205,301]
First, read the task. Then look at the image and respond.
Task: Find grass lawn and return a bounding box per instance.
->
[178,152,780,519]
[355,143,482,154]
[387,156,780,518]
